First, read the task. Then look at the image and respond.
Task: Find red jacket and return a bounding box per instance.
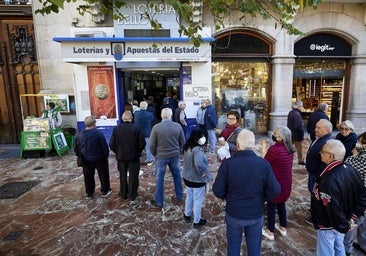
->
[264,142,294,204]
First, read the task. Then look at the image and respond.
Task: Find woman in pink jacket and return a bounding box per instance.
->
[262,126,295,240]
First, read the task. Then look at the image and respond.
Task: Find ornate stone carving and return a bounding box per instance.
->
[8,25,36,64]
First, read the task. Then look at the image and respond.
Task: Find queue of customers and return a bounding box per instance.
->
[74,99,366,256]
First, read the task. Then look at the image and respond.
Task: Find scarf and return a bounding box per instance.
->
[221,123,240,140]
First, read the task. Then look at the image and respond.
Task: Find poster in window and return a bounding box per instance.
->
[44,94,70,113]
[87,66,116,118]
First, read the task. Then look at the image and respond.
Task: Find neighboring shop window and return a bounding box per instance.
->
[212,61,269,133]
[293,60,346,127]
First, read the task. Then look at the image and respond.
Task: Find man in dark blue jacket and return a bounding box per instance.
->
[134,101,155,165]
[74,116,111,199]
[287,100,305,164]
[307,103,329,142]
[203,99,218,154]
[305,119,333,225]
[109,111,146,201]
[213,129,280,256]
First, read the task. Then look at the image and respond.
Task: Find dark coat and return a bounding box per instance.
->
[307,110,329,142]
[287,108,304,141]
[265,142,294,204]
[203,105,218,130]
[109,122,146,162]
[306,133,333,178]
[311,161,366,233]
[335,132,358,160]
[134,110,154,137]
[74,128,109,162]
[213,150,281,220]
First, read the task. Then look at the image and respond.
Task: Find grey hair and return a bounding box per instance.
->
[276,126,296,154]
[237,129,255,150]
[339,120,355,132]
[292,100,303,109]
[139,101,148,110]
[122,111,133,122]
[318,119,333,133]
[161,108,172,120]
[324,139,345,160]
[318,103,328,112]
[178,100,186,108]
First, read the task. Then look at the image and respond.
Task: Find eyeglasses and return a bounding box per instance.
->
[320,150,334,156]
[340,127,350,131]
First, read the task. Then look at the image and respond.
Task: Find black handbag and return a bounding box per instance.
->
[76,133,83,167]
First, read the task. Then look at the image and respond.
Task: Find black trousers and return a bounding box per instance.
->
[82,158,111,196]
[117,161,140,199]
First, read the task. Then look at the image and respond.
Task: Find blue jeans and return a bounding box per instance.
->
[144,137,153,162]
[266,202,287,232]
[225,213,263,256]
[316,229,345,256]
[207,129,217,153]
[344,213,366,254]
[154,156,183,207]
[184,185,205,223]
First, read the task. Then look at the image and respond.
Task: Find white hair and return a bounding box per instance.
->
[140,101,148,110]
[324,139,345,160]
[237,129,255,150]
[161,108,172,120]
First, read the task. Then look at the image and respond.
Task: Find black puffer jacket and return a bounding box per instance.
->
[311,161,366,233]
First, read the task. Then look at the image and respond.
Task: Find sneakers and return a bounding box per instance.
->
[304,216,313,225]
[183,214,191,223]
[262,228,274,240]
[275,223,287,236]
[146,161,154,166]
[193,219,207,229]
[86,194,93,200]
[150,199,163,208]
[101,189,112,198]
[298,161,306,165]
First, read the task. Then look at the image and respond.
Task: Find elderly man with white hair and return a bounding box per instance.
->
[311,139,366,256]
[149,108,186,208]
[213,129,280,256]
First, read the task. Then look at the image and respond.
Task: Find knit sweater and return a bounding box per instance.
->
[149,119,186,158]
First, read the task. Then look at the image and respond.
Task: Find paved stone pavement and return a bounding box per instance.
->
[0,137,364,255]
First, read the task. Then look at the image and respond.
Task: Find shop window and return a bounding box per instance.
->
[293,60,346,127]
[212,61,269,133]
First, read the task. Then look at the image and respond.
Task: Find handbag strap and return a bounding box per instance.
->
[77,132,82,157]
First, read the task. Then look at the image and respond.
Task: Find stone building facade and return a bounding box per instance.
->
[31,1,366,139]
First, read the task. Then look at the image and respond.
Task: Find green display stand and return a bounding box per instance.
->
[50,129,70,157]
[20,131,52,158]
[20,129,70,158]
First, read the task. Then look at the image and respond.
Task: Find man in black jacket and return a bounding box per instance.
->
[311,139,366,255]
[307,103,329,142]
[109,111,146,201]
[287,100,305,164]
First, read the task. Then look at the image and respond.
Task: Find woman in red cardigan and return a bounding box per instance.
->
[262,126,296,240]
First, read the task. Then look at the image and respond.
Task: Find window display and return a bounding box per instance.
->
[212,61,269,133]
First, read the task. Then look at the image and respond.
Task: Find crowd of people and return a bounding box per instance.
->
[74,96,366,256]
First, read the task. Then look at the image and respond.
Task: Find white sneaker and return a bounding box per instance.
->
[275,223,287,236]
[262,228,274,240]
